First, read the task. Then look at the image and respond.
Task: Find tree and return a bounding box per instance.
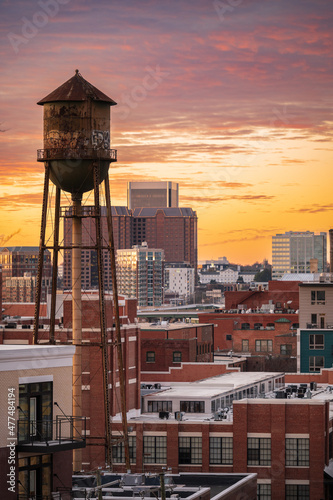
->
[254,268,271,282]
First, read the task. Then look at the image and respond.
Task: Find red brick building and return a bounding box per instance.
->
[111,370,332,500]
[224,280,300,311]
[132,207,197,273]
[198,311,299,357]
[139,322,214,371]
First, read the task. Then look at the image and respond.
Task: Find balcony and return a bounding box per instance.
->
[17,416,86,453]
[37,148,117,162]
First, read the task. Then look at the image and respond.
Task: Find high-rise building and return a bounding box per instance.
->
[132,207,197,273]
[63,206,132,290]
[63,206,197,289]
[117,243,164,307]
[272,231,327,279]
[127,181,179,209]
[0,247,52,301]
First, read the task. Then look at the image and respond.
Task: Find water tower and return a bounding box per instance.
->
[34,71,130,471]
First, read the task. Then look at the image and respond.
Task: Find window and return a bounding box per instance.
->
[179,437,202,464]
[309,334,324,349]
[311,313,317,326]
[209,437,233,464]
[173,351,182,362]
[285,484,309,499]
[242,339,249,352]
[226,334,232,341]
[18,382,53,443]
[254,323,263,330]
[18,455,52,499]
[311,290,325,305]
[257,484,271,499]
[112,436,136,464]
[255,340,273,352]
[247,438,271,466]
[309,355,324,372]
[143,436,167,463]
[180,401,205,413]
[286,438,309,466]
[146,351,155,363]
[147,401,172,413]
[280,344,292,355]
[241,323,250,330]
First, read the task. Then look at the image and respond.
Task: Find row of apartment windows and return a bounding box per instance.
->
[146,346,212,363]
[239,323,299,330]
[258,483,309,500]
[112,437,309,467]
[241,340,293,355]
[147,400,205,413]
[146,351,182,363]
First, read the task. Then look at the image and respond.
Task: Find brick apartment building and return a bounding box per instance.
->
[139,322,214,371]
[110,369,332,500]
[224,280,300,311]
[198,311,299,356]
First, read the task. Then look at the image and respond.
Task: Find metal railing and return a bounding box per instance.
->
[37,148,117,161]
[17,416,86,446]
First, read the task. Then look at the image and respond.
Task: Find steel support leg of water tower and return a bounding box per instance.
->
[49,186,61,344]
[33,162,50,344]
[104,172,131,471]
[93,163,112,468]
[72,195,82,471]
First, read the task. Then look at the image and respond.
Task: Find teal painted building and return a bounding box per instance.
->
[299,329,333,372]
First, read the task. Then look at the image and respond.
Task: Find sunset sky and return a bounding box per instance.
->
[0,0,332,264]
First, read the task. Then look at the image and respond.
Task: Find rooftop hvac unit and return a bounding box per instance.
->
[154,383,161,389]
[175,411,184,421]
[159,411,170,420]
[122,474,145,486]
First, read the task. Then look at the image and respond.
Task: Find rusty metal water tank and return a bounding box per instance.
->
[37,70,117,196]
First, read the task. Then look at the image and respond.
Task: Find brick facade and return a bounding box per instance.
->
[198,311,299,357]
[224,280,300,311]
[140,323,214,371]
[111,398,329,500]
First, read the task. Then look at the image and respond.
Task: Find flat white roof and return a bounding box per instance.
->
[145,372,284,400]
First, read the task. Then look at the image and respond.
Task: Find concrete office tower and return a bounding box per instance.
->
[272,231,327,279]
[127,181,179,209]
[117,243,164,307]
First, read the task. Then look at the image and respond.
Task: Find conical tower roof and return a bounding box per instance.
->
[37,70,117,105]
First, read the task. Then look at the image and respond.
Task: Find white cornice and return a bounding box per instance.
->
[0,345,75,371]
